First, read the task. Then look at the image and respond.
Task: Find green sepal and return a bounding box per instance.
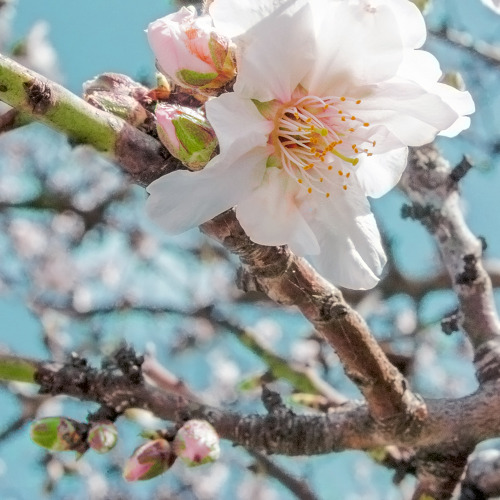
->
[177,69,218,87]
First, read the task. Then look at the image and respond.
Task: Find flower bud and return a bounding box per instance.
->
[87,422,118,454]
[147,6,236,93]
[83,73,151,127]
[123,439,175,481]
[173,420,220,467]
[156,104,217,170]
[30,417,84,452]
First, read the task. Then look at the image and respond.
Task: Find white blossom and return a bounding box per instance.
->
[147,0,474,289]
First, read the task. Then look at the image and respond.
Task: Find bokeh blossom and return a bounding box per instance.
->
[481,0,500,13]
[146,0,474,289]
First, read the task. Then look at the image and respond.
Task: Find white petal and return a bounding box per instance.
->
[396,50,442,88]
[231,0,315,102]
[305,1,406,95]
[210,0,293,38]
[355,146,408,198]
[481,0,500,14]
[356,80,464,146]
[146,146,269,234]
[206,92,273,155]
[305,187,387,290]
[236,167,320,255]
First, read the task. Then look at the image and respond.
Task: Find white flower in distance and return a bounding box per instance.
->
[481,0,500,13]
[147,0,474,289]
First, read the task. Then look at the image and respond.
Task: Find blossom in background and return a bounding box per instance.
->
[481,0,500,13]
[146,0,474,289]
[147,6,236,91]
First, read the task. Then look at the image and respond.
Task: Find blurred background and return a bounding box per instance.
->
[1,0,500,498]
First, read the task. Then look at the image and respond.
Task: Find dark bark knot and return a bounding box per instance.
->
[456,254,479,286]
[23,79,53,114]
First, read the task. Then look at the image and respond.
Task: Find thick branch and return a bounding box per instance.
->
[401,146,500,383]
[1,353,499,457]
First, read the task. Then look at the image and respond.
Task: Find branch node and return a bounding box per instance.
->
[261,386,294,417]
[456,254,479,286]
[104,343,144,385]
[450,156,473,183]
[401,203,436,221]
[23,79,53,114]
[441,309,461,335]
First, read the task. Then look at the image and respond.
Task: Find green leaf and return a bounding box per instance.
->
[0,357,36,383]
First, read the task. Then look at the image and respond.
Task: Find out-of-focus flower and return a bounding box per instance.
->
[147,6,236,92]
[147,0,474,289]
[156,104,218,170]
[123,439,175,481]
[30,417,83,452]
[87,422,118,454]
[173,419,220,466]
[481,0,500,13]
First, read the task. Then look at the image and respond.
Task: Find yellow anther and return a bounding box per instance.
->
[343,185,347,190]
[298,178,303,184]
[372,141,376,146]
[338,170,343,175]
[306,117,312,123]
[346,172,351,178]
[349,128,354,132]
[310,147,316,153]
[351,116,356,121]
[354,148,359,153]
[326,192,330,198]
[323,104,329,110]
[338,110,343,114]
[308,187,312,194]
[356,100,361,104]
[328,165,333,170]
[363,122,369,127]
[341,117,346,122]
[294,112,300,119]
[304,163,314,170]
[319,177,323,182]
[367,153,373,156]
[314,152,320,158]
[340,97,346,101]
[352,144,357,149]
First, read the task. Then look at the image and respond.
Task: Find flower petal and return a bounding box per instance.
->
[355,146,408,198]
[231,0,315,102]
[305,1,407,95]
[304,183,386,289]
[236,167,320,255]
[205,92,273,155]
[146,146,269,234]
[355,80,465,146]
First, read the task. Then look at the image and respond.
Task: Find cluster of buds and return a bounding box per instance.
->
[123,419,220,482]
[30,417,118,455]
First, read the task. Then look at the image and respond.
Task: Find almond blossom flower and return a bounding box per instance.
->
[147,0,474,289]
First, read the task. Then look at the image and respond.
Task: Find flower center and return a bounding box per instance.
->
[272,95,375,198]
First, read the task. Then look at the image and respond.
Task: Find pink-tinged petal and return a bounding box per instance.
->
[146,146,269,234]
[306,186,386,289]
[355,146,408,198]
[147,8,215,80]
[205,92,273,155]
[355,80,463,146]
[231,0,315,102]
[306,1,406,95]
[236,167,320,256]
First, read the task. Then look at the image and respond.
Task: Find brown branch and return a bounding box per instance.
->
[3,353,499,457]
[248,450,319,500]
[401,146,500,383]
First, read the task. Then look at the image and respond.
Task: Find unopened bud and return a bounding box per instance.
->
[83,73,151,127]
[147,6,236,93]
[156,104,217,170]
[87,422,118,454]
[173,419,220,467]
[123,439,175,481]
[30,417,84,452]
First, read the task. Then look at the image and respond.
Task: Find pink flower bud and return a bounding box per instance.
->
[156,104,217,170]
[87,422,118,454]
[123,439,175,481]
[173,420,220,467]
[147,6,236,92]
